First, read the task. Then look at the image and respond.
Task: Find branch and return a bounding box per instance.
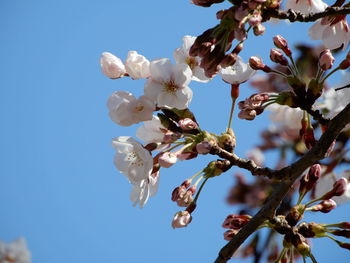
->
[210,146,278,178]
[214,102,350,263]
[262,7,350,23]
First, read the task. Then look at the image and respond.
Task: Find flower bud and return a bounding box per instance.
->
[338,242,350,250]
[306,164,321,191]
[253,24,266,36]
[326,178,348,199]
[176,151,198,160]
[308,199,337,213]
[238,109,257,120]
[163,131,182,144]
[249,56,271,72]
[304,127,316,149]
[337,222,350,229]
[319,49,334,71]
[100,52,126,79]
[222,214,251,229]
[270,48,288,66]
[332,229,350,238]
[178,118,199,131]
[171,185,186,202]
[172,211,192,229]
[158,152,178,168]
[248,12,262,26]
[223,230,238,241]
[196,140,213,154]
[177,186,196,207]
[125,51,150,79]
[273,35,291,56]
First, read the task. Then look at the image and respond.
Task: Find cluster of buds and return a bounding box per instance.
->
[189,0,282,77]
[237,93,270,120]
[172,180,196,207]
[222,214,252,241]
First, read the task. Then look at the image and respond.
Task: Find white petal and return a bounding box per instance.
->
[149,58,172,83]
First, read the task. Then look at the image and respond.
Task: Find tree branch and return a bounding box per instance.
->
[214,102,350,263]
[262,7,350,23]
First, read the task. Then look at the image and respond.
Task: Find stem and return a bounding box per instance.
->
[308,252,318,263]
[321,66,340,83]
[193,176,209,203]
[270,69,289,78]
[275,247,287,263]
[227,98,236,131]
[289,55,300,77]
[189,170,204,183]
[166,142,184,152]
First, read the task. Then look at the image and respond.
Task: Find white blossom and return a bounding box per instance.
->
[174,35,210,82]
[285,0,327,15]
[315,170,350,205]
[0,238,31,263]
[107,91,155,126]
[267,104,303,130]
[125,51,150,79]
[100,52,126,79]
[309,16,350,50]
[136,116,166,145]
[144,58,193,109]
[112,136,157,207]
[219,56,255,85]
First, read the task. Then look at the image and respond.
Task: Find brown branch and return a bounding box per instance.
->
[214,102,350,263]
[262,7,350,23]
[210,146,278,178]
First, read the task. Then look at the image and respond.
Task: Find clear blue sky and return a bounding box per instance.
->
[0,0,348,262]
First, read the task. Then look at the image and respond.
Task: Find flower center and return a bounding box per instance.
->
[186,57,197,70]
[164,80,178,93]
[127,151,144,167]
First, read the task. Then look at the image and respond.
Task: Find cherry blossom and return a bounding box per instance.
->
[130,171,160,208]
[107,91,155,126]
[0,238,31,263]
[267,104,303,130]
[136,116,167,145]
[309,16,350,50]
[219,56,255,84]
[144,58,193,109]
[285,0,327,15]
[100,52,126,79]
[112,136,158,207]
[174,35,211,82]
[125,51,150,79]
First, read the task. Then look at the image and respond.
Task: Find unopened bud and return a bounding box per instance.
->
[177,187,195,207]
[249,56,269,71]
[306,164,321,191]
[248,12,262,26]
[319,49,334,71]
[304,127,316,149]
[273,35,292,56]
[253,24,266,36]
[220,53,237,68]
[171,185,186,202]
[222,214,251,229]
[178,118,199,131]
[158,152,178,168]
[331,229,350,238]
[191,0,225,7]
[308,199,337,213]
[171,211,192,229]
[322,177,348,199]
[337,222,350,229]
[270,48,288,66]
[196,140,213,154]
[338,242,350,250]
[238,109,257,120]
[100,52,126,79]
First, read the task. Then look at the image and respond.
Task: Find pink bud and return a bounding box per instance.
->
[158,152,178,168]
[100,52,126,79]
[248,12,262,26]
[171,185,186,202]
[177,187,196,207]
[253,24,266,36]
[238,109,256,120]
[222,214,251,229]
[196,141,213,154]
[176,151,198,160]
[309,199,336,213]
[319,49,335,71]
[305,164,321,191]
[172,211,192,229]
[178,118,199,131]
[163,131,182,144]
[223,230,238,241]
[333,178,348,196]
[331,229,350,238]
[249,56,271,72]
[273,35,291,56]
[270,48,288,66]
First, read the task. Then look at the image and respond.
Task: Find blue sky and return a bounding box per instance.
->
[0,0,349,262]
